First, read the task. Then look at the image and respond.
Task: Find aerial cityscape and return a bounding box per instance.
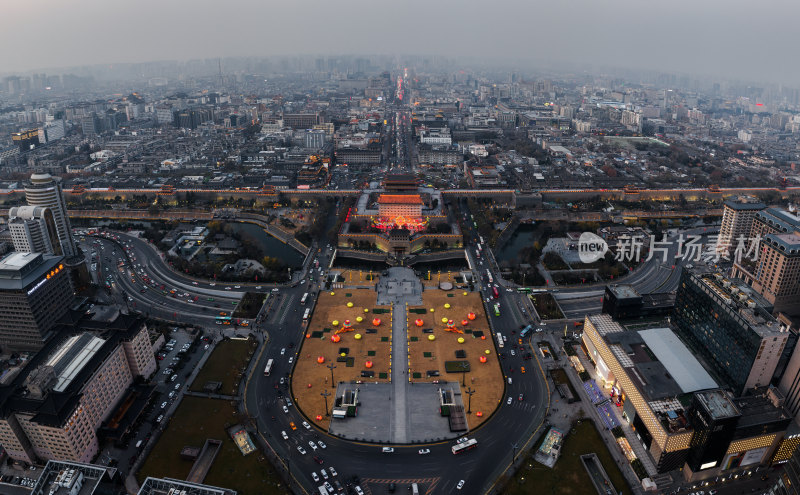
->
[2,2,800,495]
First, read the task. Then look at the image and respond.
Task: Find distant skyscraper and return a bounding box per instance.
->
[24,173,77,258]
[718,198,765,255]
[7,206,60,255]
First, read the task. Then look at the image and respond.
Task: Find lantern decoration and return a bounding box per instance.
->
[476,411,483,417]
[428,334,436,341]
[330,292,335,296]
[354,333,362,340]
[479,355,488,363]
[316,415,323,421]
[457,337,465,344]
[331,334,341,343]
[332,320,339,326]
[344,319,351,327]
[484,349,491,355]
[365,361,374,369]
[305,333,311,339]
[340,352,346,358]
[372,318,382,326]
[347,302,354,308]
[415,319,424,327]
[467,312,476,320]
[463,292,468,296]
[317,356,325,364]
[481,335,486,340]
[429,308,435,313]
[447,319,454,327]
[308,383,313,388]
[441,317,449,323]
[462,319,469,326]
[364,308,369,313]
[444,303,451,309]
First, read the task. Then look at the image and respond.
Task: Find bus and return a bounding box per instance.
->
[302,308,311,322]
[517,287,532,294]
[215,316,232,325]
[492,287,500,299]
[135,440,143,449]
[451,438,478,454]
[496,332,504,348]
[475,250,481,260]
[493,303,500,317]
[521,325,533,338]
[486,271,493,284]
[264,359,274,376]
[300,293,309,305]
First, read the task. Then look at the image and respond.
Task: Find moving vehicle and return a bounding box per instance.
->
[456,480,465,490]
[418,448,430,455]
[281,431,288,440]
[492,286,500,299]
[301,293,309,305]
[493,303,501,317]
[382,447,394,453]
[451,438,478,455]
[264,359,274,376]
[297,446,307,455]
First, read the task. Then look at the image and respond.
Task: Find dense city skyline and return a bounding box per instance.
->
[2,0,800,84]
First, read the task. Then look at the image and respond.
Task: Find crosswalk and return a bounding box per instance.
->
[360,477,441,495]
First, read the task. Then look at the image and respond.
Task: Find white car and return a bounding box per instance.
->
[311,472,319,482]
[281,431,288,440]
[302,421,312,430]
[234,285,241,289]
[507,397,513,405]
[456,480,465,490]
[510,349,516,356]
[318,440,327,449]
[297,446,306,455]
[328,466,337,476]
[288,357,294,364]
[283,406,289,414]
[320,468,329,480]
[418,448,430,455]
[308,441,318,451]
[160,401,168,409]
[382,447,394,453]
[280,348,286,355]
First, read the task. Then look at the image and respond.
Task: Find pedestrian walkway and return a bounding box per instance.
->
[390,302,409,443]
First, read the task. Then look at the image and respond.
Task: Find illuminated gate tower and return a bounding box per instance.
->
[375,194,426,232]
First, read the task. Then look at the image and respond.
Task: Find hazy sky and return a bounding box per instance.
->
[2,0,798,83]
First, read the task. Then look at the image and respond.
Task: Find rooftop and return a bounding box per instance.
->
[31,459,121,495]
[377,194,423,205]
[607,284,640,300]
[695,389,740,420]
[694,271,782,338]
[638,327,718,394]
[0,252,64,291]
[764,232,800,255]
[723,200,766,211]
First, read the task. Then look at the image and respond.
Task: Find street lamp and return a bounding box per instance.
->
[326,362,337,385]
[465,387,475,414]
[321,389,331,416]
[511,442,519,463]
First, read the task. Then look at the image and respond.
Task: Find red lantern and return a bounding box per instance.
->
[305,333,311,339]
[415,319,424,327]
[481,335,486,340]
[365,360,374,368]
[316,415,323,421]
[476,411,483,417]
[331,334,341,343]
[479,356,487,363]
[467,312,476,320]
[307,383,312,388]
[317,356,325,364]
[462,319,469,326]
[372,318,381,326]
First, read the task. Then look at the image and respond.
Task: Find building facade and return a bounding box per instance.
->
[0,252,72,351]
[718,199,766,255]
[8,206,60,255]
[24,174,77,258]
[672,269,787,394]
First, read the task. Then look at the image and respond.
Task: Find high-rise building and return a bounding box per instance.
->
[731,208,800,315]
[0,315,156,464]
[8,206,60,255]
[672,268,788,395]
[718,199,766,255]
[24,173,77,258]
[0,252,73,351]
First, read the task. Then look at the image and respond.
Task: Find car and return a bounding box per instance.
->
[280,348,286,355]
[507,397,513,405]
[510,349,516,356]
[297,446,306,455]
[311,472,319,482]
[210,283,216,286]
[156,414,164,422]
[328,466,337,476]
[382,447,394,453]
[302,421,312,430]
[418,448,430,455]
[272,288,279,292]
[457,436,470,444]
[163,369,172,375]
[289,422,297,430]
[192,281,198,285]
[280,377,285,385]
[204,344,209,349]
[521,366,526,373]
[225,287,232,290]
[234,285,241,289]
[320,468,329,479]
[160,401,167,409]
[281,430,288,440]
[288,357,294,364]
[283,406,289,414]
[308,441,318,451]
[518,394,524,401]
[456,480,465,490]
[323,482,334,493]
[168,391,175,399]
[318,440,326,449]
